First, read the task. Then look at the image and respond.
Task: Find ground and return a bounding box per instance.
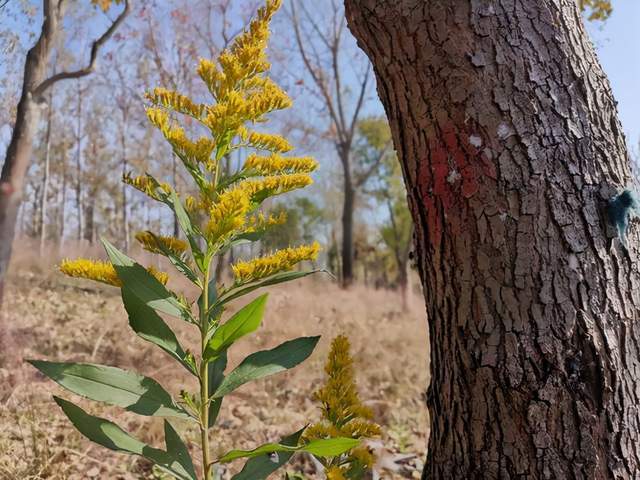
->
[0,248,429,479]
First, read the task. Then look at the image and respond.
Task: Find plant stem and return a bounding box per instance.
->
[200,260,212,480]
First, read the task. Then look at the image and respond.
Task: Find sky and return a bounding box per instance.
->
[586,2,640,147]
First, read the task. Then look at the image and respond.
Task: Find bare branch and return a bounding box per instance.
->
[356,140,390,187]
[347,66,370,145]
[32,0,130,98]
[290,0,346,146]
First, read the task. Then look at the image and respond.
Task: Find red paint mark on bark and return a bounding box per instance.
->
[419,121,495,247]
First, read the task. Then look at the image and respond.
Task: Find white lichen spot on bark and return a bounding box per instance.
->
[447,169,461,184]
[497,122,514,139]
[469,134,483,147]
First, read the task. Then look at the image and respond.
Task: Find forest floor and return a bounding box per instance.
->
[0,249,429,480]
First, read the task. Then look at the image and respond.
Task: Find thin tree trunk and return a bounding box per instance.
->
[75,84,83,242]
[58,139,67,251]
[341,152,355,287]
[84,196,95,244]
[121,109,130,251]
[346,0,640,477]
[39,90,54,256]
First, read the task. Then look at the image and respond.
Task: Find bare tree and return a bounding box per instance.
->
[0,0,130,308]
[289,0,378,287]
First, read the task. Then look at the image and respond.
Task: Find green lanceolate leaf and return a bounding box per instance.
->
[212,336,320,399]
[218,270,323,305]
[207,351,228,428]
[217,437,359,463]
[169,190,205,271]
[164,421,197,479]
[302,437,361,457]
[230,428,305,480]
[30,361,190,419]
[204,294,267,361]
[102,238,190,321]
[121,287,195,376]
[54,397,196,480]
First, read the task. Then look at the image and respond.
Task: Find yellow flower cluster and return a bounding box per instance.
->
[147,108,216,170]
[245,211,287,233]
[201,80,292,138]
[60,259,169,287]
[305,335,380,478]
[244,153,318,175]
[146,87,204,119]
[198,0,280,99]
[238,174,314,199]
[135,231,188,257]
[231,242,320,284]
[239,127,292,153]
[205,188,252,245]
[122,173,171,201]
[326,467,347,480]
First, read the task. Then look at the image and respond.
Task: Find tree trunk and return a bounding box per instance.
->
[58,139,67,251]
[39,91,53,256]
[121,109,130,252]
[346,0,640,477]
[75,85,84,242]
[84,195,95,244]
[341,152,356,287]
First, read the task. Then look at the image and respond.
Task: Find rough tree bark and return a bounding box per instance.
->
[346,0,640,478]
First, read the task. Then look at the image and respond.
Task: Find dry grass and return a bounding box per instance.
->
[0,241,429,479]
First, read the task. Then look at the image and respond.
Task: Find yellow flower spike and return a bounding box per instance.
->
[245,211,288,233]
[205,188,252,245]
[305,335,381,478]
[135,231,188,257]
[60,259,121,287]
[326,466,347,480]
[146,87,204,119]
[237,173,314,201]
[244,153,318,175]
[231,242,320,284]
[243,131,293,153]
[147,266,170,286]
[60,259,170,287]
[122,173,170,201]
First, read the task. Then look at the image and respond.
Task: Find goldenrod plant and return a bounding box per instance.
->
[304,335,381,479]
[29,1,360,478]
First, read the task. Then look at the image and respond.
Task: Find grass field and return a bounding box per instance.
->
[0,245,429,479]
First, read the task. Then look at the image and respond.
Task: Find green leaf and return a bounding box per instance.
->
[30,360,190,419]
[231,428,305,480]
[218,270,323,305]
[204,294,267,360]
[102,238,190,320]
[169,190,205,271]
[164,421,197,479]
[217,437,358,463]
[54,396,196,480]
[302,437,361,457]
[212,336,320,399]
[207,351,227,428]
[121,287,195,376]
